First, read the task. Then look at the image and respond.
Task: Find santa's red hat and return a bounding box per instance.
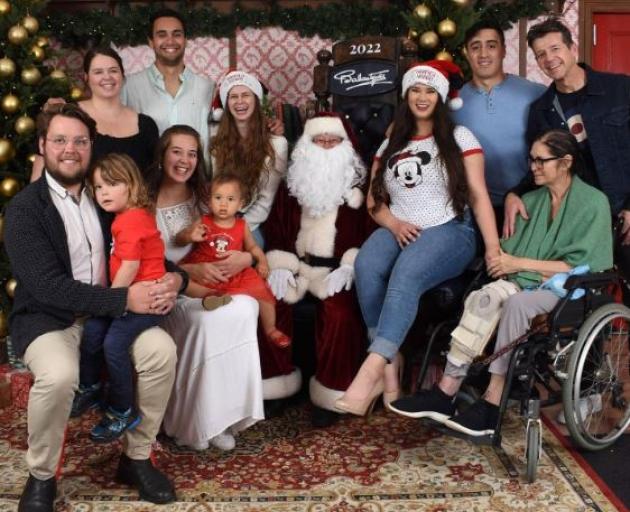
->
[401,60,464,110]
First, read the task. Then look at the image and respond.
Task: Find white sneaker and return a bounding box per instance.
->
[175,437,209,451]
[557,393,603,425]
[209,431,236,451]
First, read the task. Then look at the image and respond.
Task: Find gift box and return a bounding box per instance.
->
[0,364,33,409]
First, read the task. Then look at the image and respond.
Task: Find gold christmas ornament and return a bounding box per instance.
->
[27,153,37,164]
[452,0,470,6]
[0,310,8,337]
[21,66,42,85]
[70,86,83,101]
[22,14,39,34]
[0,138,14,165]
[0,0,11,15]
[8,24,28,45]
[408,29,419,40]
[5,278,17,299]
[0,177,20,198]
[1,94,20,114]
[0,57,16,78]
[15,115,35,135]
[31,45,45,62]
[436,49,454,61]
[36,35,48,47]
[437,18,457,38]
[50,69,67,80]
[413,3,431,19]
[419,31,440,49]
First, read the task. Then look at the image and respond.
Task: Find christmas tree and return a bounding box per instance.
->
[405,0,551,73]
[0,0,70,358]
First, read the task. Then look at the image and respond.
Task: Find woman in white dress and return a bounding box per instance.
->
[146,124,264,451]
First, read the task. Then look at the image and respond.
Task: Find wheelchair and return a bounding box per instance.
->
[416,271,630,483]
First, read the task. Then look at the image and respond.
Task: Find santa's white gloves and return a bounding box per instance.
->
[324,264,354,296]
[267,269,296,300]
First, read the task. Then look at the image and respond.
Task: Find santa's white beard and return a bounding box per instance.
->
[288,139,365,218]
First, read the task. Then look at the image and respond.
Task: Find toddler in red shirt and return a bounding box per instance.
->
[178,174,290,349]
[72,153,166,443]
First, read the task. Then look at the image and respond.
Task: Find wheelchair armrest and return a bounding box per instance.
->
[564,271,618,291]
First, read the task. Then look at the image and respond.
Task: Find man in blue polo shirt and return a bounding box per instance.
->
[452,20,545,228]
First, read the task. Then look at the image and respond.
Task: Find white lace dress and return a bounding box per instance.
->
[157,197,264,449]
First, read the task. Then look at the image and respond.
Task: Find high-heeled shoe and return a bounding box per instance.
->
[383,353,404,408]
[334,378,384,416]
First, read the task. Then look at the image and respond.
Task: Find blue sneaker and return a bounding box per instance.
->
[70,383,102,418]
[90,407,141,443]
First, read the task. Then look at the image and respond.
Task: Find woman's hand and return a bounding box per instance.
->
[487,250,521,278]
[214,250,253,278]
[390,219,421,248]
[484,245,502,270]
[179,262,228,285]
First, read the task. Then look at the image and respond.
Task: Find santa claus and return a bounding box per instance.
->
[263,112,373,426]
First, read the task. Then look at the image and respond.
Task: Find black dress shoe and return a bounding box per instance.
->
[263,398,287,418]
[311,405,340,428]
[116,454,176,504]
[18,474,56,512]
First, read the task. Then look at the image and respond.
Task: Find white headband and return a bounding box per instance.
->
[219,71,263,107]
[401,66,449,103]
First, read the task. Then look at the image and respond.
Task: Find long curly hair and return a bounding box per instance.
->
[145,124,209,210]
[210,99,275,206]
[370,97,469,218]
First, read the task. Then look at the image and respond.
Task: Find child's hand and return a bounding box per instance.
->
[256,261,270,279]
[189,221,208,242]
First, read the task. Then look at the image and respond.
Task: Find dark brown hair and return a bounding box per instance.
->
[83,46,125,77]
[210,98,274,207]
[534,129,584,177]
[527,18,574,49]
[89,153,152,210]
[148,8,186,38]
[36,102,97,141]
[464,19,505,48]
[370,96,468,217]
[145,125,209,210]
[210,173,247,203]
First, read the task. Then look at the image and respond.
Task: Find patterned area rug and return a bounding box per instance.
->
[0,403,623,511]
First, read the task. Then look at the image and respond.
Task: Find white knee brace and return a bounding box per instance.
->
[448,279,520,366]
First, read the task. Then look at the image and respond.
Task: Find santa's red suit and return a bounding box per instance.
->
[261,114,374,413]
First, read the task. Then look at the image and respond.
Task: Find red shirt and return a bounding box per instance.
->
[110,208,165,283]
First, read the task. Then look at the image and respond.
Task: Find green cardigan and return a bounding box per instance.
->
[501,176,613,289]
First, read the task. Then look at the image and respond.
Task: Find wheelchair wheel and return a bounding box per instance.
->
[525,420,541,483]
[562,303,630,451]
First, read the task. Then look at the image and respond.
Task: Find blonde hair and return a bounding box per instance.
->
[89,153,152,210]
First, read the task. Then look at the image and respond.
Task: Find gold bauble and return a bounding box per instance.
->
[0,0,10,15]
[0,57,16,78]
[1,94,20,114]
[21,66,42,85]
[36,35,48,48]
[27,153,37,164]
[419,31,440,49]
[22,14,39,34]
[15,115,35,135]
[0,139,14,165]
[0,177,20,198]
[452,0,470,6]
[49,69,67,80]
[8,24,28,45]
[437,18,457,38]
[436,49,454,61]
[70,86,83,101]
[0,311,8,338]
[5,278,17,299]
[413,4,431,19]
[408,29,419,40]
[31,45,45,62]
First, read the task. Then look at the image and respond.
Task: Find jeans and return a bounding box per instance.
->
[252,227,265,249]
[355,213,477,361]
[80,313,162,412]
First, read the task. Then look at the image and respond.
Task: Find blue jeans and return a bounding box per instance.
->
[80,313,162,412]
[355,213,477,361]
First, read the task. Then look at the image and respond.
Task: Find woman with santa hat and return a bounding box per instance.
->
[336,60,500,416]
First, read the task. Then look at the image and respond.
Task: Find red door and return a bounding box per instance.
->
[592,13,630,74]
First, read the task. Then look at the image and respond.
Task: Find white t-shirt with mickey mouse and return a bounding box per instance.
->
[374,125,482,228]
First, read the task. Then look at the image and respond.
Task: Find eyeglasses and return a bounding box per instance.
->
[46,136,91,150]
[528,156,561,168]
[312,136,342,146]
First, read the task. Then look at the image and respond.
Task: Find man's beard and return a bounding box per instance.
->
[287,138,366,218]
[44,155,87,188]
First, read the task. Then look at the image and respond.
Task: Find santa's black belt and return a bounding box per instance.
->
[300,253,340,267]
